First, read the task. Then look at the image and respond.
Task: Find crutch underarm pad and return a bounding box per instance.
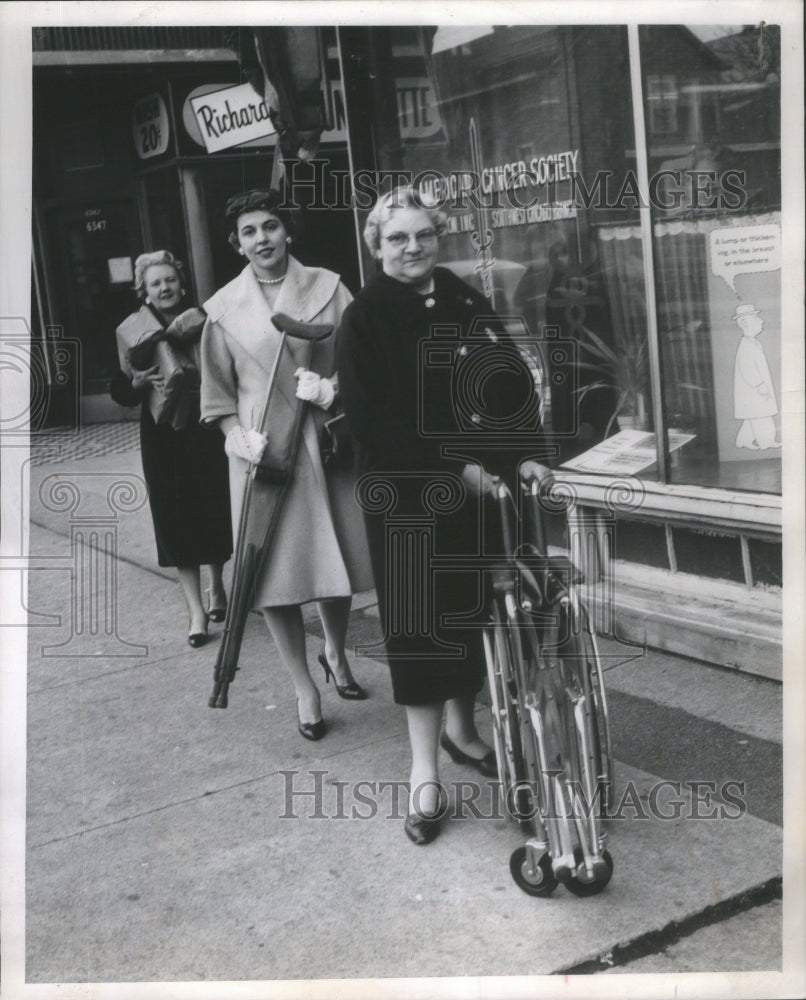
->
[271,313,333,341]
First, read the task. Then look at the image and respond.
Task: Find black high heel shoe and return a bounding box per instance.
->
[187,613,210,649]
[296,701,326,742]
[318,648,368,700]
[205,587,227,624]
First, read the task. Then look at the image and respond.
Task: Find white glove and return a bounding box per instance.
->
[294,368,335,409]
[224,425,268,464]
[519,461,553,489]
[460,463,497,498]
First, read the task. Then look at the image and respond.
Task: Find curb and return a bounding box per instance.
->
[555,875,782,973]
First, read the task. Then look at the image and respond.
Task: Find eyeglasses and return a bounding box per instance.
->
[382,229,439,248]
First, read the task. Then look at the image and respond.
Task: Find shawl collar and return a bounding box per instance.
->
[203,256,342,374]
[115,304,163,372]
[116,303,162,343]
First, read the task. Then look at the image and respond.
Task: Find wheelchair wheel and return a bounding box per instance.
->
[578,608,614,815]
[563,848,614,897]
[558,598,614,816]
[485,611,532,823]
[509,846,558,897]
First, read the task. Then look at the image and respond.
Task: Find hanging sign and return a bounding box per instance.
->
[396,78,442,139]
[189,82,276,153]
[132,93,170,160]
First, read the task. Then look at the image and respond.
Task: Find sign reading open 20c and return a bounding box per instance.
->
[189,83,277,154]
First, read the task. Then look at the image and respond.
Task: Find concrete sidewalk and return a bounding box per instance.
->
[18,432,784,988]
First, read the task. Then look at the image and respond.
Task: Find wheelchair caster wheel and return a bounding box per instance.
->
[509,846,558,897]
[564,849,613,897]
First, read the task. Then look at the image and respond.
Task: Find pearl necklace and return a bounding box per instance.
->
[255,270,287,285]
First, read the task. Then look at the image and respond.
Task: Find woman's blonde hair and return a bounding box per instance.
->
[133,250,185,299]
[363,186,448,256]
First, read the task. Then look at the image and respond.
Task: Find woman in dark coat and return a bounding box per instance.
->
[337,187,550,844]
[111,251,232,647]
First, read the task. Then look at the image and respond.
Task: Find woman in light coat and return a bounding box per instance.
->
[200,190,373,740]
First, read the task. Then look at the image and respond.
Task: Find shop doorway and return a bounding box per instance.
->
[45,199,142,400]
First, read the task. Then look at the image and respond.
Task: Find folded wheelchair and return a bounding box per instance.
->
[483,476,614,897]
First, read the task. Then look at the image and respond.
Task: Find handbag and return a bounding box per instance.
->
[146,338,199,427]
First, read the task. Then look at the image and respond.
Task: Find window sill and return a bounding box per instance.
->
[553,469,781,537]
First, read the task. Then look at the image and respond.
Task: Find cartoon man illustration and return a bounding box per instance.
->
[732,303,781,450]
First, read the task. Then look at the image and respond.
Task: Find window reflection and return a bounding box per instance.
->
[643,25,781,493]
[360,24,781,492]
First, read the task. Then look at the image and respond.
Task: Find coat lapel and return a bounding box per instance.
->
[204,256,342,375]
[273,254,340,323]
[208,265,281,375]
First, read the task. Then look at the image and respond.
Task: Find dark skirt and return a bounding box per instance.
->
[362,475,488,706]
[139,406,232,568]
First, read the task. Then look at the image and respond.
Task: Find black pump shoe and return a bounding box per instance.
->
[298,718,326,741]
[404,811,441,846]
[296,699,326,741]
[440,732,498,778]
[205,587,227,624]
[187,614,209,649]
[318,649,368,701]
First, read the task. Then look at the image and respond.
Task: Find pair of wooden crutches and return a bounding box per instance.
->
[208,313,333,709]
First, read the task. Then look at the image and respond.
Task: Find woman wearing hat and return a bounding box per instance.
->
[200,190,373,740]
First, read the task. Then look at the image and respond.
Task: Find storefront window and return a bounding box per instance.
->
[356,25,653,464]
[641,25,781,494]
[349,25,782,495]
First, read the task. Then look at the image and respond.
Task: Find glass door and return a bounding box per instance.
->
[45,199,142,395]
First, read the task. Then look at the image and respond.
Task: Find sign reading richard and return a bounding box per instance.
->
[189,82,276,153]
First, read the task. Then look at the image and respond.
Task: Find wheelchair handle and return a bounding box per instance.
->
[490,477,516,556]
[524,478,548,558]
